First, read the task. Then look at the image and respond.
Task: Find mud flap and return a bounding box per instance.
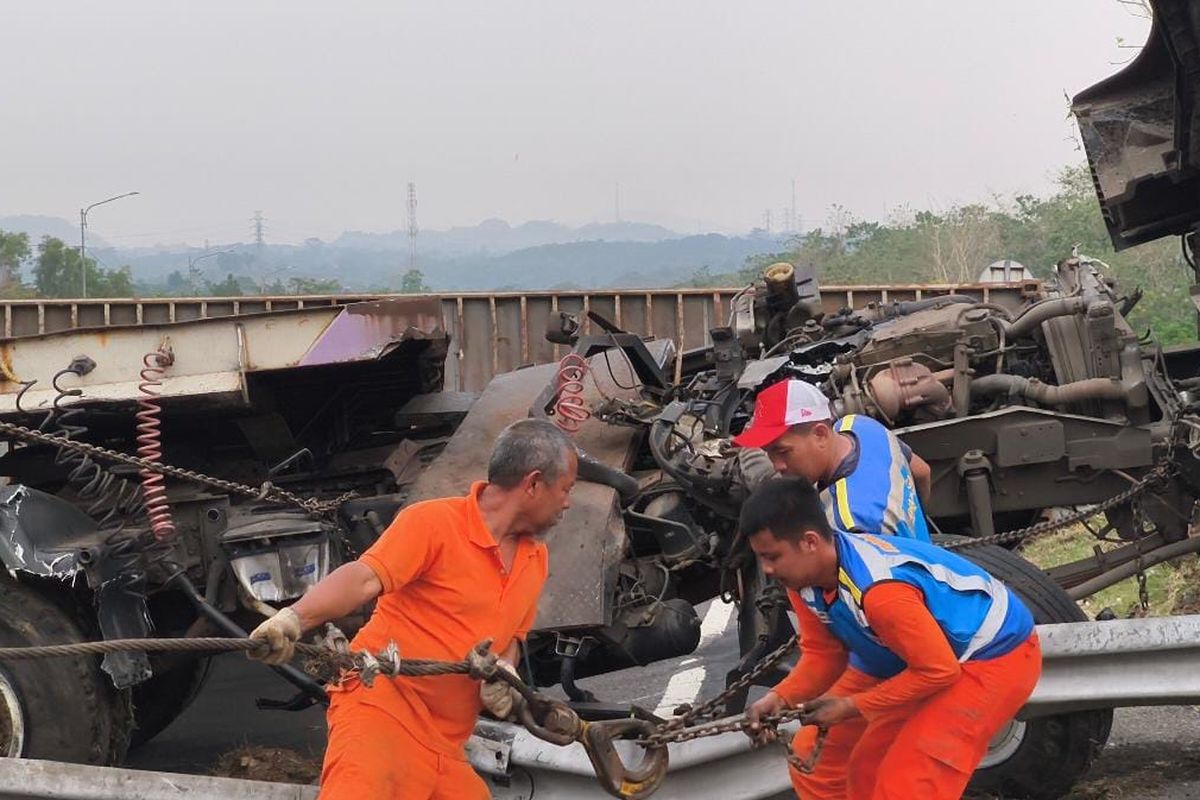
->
[94,574,153,689]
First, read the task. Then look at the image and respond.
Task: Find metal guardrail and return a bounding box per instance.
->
[0,758,318,800]
[0,615,1197,800]
[472,615,1200,799]
[470,717,797,800]
[0,283,1038,393]
[1028,613,1200,715]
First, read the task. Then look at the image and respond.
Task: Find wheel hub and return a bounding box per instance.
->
[0,669,26,757]
[980,718,1026,768]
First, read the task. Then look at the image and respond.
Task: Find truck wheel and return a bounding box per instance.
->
[129,655,212,749]
[0,577,132,765]
[940,538,1112,800]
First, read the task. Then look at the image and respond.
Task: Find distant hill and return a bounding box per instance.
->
[335,219,683,256]
[0,215,111,248]
[2,215,791,293]
[412,234,784,291]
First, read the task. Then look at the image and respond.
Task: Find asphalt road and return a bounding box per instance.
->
[126,602,1200,798]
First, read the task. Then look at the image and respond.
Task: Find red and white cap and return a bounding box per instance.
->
[732,379,833,449]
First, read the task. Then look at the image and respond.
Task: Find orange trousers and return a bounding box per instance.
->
[789,633,1042,800]
[320,692,490,800]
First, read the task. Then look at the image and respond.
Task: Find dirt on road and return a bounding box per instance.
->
[211,745,321,785]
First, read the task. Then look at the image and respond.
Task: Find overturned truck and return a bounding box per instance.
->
[4,6,1200,795]
[0,255,1193,798]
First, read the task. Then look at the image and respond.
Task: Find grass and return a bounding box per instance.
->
[1018,524,1200,619]
[968,525,1200,799]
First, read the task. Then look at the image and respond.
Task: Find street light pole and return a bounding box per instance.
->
[187,247,236,294]
[80,191,139,298]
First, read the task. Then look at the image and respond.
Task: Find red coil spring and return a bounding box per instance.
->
[136,348,177,543]
[554,353,590,434]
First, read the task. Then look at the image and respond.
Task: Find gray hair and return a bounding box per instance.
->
[487,419,576,489]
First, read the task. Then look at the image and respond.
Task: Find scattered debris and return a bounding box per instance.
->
[210,745,321,785]
[969,750,1200,799]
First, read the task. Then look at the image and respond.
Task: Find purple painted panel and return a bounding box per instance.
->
[298,298,445,367]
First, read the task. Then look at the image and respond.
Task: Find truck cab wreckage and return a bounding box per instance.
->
[3,3,1200,798]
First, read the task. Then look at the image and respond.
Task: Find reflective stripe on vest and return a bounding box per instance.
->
[822,415,930,542]
[798,532,1035,679]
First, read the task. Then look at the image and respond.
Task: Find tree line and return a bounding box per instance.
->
[0,231,431,298]
[4,163,1196,346]
[681,164,1196,346]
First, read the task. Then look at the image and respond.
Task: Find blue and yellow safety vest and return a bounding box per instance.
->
[796,532,1035,678]
[821,415,931,542]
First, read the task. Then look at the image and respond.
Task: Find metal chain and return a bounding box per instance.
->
[641,633,798,746]
[643,705,810,746]
[943,461,1176,552]
[1137,566,1151,612]
[0,419,354,515]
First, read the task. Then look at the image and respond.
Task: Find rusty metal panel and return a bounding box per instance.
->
[525,296,557,368]
[650,294,678,345]
[846,287,884,308]
[458,296,493,393]
[205,300,237,318]
[441,297,463,392]
[617,294,648,335]
[43,304,71,335]
[681,293,713,349]
[493,294,524,375]
[175,302,203,323]
[109,303,138,327]
[10,306,36,337]
[0,284,1034,337]
[77,303,107,329]
[0,284,1038,390]
[0,299,444,416]
[554,294,586,319]
[142,303,170,325]
[238,300,269,315]
[587,294,617,329]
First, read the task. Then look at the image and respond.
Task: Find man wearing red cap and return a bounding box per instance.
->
[733,379,931,542]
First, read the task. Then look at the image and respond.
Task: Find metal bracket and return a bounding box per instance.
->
[467,721,516,778]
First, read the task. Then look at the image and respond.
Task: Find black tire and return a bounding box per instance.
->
[0,576,132,765]
[937,537,1113,800]
[129,655,213,749]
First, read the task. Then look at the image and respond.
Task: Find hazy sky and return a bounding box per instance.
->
[1,2,1152,247]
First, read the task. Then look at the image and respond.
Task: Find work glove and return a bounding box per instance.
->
[480,659,523,720]
[248,607,302,666]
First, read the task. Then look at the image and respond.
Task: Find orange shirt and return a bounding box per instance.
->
[775,583,962,719]
[337,482,549,757]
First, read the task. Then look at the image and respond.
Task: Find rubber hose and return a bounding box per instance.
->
[575,447,640,506]
[1003,297,1090,339]
[970,375,1126,404]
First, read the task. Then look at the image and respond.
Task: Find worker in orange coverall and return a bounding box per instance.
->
[741,477,1042,800]
[248,419,578,800]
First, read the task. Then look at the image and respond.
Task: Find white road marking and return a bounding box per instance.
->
[700,599,736,645]
[653,666,706,718]
[652,600,738,717]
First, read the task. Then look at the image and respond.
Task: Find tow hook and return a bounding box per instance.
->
[581,718,669,800]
